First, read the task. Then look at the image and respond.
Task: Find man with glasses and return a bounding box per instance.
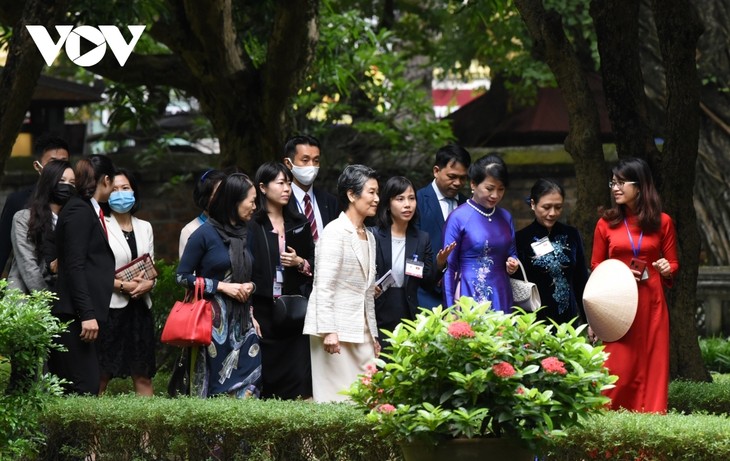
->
[0,135,70,276]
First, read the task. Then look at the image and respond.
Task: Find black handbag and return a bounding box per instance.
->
[273,295,308,325]
[261,225,309,326]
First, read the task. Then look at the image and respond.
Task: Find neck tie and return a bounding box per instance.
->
[303,194,319,242]
[99,208,108,239]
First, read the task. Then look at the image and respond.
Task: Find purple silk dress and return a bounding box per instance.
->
[442,200,518,312]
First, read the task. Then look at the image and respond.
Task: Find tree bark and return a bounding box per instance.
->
[651,0,708,381]
[513,1,608,255]
[0,0,70,174]
[590,0,659,160]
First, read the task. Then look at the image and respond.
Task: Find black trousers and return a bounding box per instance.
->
[48,314,101,396]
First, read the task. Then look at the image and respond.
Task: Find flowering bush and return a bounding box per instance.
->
[348,297,616,446]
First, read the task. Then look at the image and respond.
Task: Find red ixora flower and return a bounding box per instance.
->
[377,404,396,413]
[492,361,516,378]
[541,357,567,375]
[448,321,475,339]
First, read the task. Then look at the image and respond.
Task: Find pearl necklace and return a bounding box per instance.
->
[467,199,496,222]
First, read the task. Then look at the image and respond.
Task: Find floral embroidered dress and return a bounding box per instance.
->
[515,220,589,324]
[443,200,518,311]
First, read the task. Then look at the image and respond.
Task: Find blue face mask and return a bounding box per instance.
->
[108,190,136,213]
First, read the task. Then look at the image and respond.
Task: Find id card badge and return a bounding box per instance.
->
[405,256,425,278]
[531,236,555,257]
[273,265,284,297]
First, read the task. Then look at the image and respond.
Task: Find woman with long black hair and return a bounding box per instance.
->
[50,155,116,395]
[8,159,75,294]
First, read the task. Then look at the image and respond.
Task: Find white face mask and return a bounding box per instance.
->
[289,161,319,186]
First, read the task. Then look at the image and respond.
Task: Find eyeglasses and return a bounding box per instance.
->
[608,180,637,189]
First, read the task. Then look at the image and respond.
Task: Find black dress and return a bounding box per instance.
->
[514,220,589,324]
[249,211,315,400]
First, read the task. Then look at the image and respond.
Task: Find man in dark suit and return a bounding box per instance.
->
[0,135,70,276]
[415,144,471,308]
[283,135,339,242]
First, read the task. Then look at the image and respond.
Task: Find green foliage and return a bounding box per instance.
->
[544,411,730,460]
[294,1,454,169]
[0,281,67,459]
[150,260,185,373]
[39,396,399,460]
[348,297,615,448]
[668,377,730,415]
[699,336,730,373]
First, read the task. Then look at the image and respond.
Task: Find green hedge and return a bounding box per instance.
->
[33,376,730,460]
[700,337,730,373]
[38,396,400,461]
[544,411,730,460]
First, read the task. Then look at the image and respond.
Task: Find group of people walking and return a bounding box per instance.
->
[1,134,678,414]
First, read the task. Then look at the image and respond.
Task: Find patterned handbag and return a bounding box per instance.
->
[114,253,158,282]
[510,260,541,312]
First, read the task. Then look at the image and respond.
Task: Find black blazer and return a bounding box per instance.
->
[372,225,436,325]
[249,211,315,300]
[286,187,340,229]
[53,196,115,322]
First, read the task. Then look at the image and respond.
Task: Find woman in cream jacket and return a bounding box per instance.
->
[303,165,380,402]
[98,169,156,396]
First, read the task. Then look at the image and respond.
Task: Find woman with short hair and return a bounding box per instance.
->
[303,164,380,402]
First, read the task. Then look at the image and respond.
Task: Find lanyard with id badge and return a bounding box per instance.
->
[405,254,425,278]
[624,219,648,281]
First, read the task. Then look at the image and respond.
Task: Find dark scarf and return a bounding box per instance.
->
[208,217,252,324]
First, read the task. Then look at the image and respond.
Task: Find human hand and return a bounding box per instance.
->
[280,246,301,268]
[80,319,99,342]
[373,338,381,357]
[506,257,519,275]
[251,311,263,338]
[323,333,341,354]
[652,258,672,279]
[50,259,58,274]
[219,282,252,302]
[129,271,154,297]
[437,242,457,269]
[374,285,383,299]
[587,326,598,344]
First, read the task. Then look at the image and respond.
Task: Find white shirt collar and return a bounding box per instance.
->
[291,182,312,204]
[431,180,449,202]
[90,198,102,217]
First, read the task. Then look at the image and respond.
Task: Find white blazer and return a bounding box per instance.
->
[106,214,155,309]
[303,212,378,343]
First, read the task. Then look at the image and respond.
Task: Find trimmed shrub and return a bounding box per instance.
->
[39,396,399,461]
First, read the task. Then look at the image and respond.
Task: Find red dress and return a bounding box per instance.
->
[591,212,679,413]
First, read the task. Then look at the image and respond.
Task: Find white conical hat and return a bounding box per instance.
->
[583,259,638,342]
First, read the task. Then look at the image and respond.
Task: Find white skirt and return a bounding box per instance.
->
[310,325,375,403]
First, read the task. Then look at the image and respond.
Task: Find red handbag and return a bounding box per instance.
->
[161,277,213,347]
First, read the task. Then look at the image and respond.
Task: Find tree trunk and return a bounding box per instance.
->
[513,1,608,257]
[651,0,708,381]
[0,0,70,175]
[590,0,659,160]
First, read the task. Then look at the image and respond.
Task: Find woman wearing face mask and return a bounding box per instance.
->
[8,160,75,294]
[443,155,519,311]
[249,162,314,399]
[514,179,589,324]
[51,155,116,395]
[97,169,157,396]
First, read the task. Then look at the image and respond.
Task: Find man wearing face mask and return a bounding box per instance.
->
[283,135,339,242]
[0,135,70,277]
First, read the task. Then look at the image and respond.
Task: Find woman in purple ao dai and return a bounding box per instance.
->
[442,155,519,312]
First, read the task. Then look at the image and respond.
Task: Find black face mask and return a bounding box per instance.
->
[50,183,76,205]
